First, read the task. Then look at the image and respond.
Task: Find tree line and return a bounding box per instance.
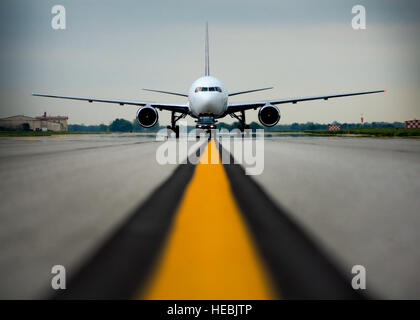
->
[68,119,407,132]
[68,119,162,132]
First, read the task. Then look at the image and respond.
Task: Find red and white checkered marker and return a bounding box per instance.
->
[328,125,341,131]
[405,119,420,128]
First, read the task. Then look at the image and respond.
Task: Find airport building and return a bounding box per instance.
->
[0,112,68,131]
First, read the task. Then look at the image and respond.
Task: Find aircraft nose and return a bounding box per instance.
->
[199,95,215,112]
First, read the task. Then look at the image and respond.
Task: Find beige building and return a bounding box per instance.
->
[0,113,68,131]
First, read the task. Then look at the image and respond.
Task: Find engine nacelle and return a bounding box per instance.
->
[258,104,280,127]
[136,105,158,128]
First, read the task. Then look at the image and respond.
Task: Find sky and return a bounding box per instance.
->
[0,0,419,125]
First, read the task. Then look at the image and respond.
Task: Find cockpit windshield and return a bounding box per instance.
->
[195,87,222,93]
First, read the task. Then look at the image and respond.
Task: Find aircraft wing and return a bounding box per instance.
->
[228,87,273,97]
[227,90,385,113]
[142,88,188,97]
[32,93,190,113]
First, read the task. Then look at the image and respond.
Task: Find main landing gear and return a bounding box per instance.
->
[167,112,186,138]
[230,110,250,132]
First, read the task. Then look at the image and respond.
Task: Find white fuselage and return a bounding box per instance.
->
[188,76,228,118]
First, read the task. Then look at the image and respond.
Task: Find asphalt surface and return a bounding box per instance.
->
[253,136,420,299]
[0,134,419,299]
[0,134,177,299]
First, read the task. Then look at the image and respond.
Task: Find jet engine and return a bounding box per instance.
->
[258,104,280,127]
[136,105,158,128]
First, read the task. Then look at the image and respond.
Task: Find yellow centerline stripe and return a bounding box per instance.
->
[140,140,276,299]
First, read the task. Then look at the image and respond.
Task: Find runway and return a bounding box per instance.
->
[0,134,419,299]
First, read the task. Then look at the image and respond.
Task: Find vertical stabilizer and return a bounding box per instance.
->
[205,22,210,76]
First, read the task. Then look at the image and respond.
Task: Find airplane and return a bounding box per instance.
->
[33,23,385,138]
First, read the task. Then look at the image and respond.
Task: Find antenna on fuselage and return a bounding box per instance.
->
[205,22,210,76]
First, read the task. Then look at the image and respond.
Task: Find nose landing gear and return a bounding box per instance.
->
[196,115,216,139]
